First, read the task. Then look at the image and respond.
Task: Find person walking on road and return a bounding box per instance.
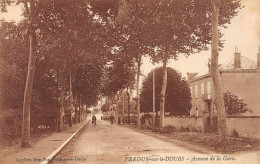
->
[92,114,97,125]
[110,115,114,125]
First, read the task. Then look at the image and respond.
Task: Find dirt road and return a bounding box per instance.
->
[53,120,259,164]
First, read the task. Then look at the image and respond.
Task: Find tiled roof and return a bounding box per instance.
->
[188,55,259,82]
[220,56,257,70]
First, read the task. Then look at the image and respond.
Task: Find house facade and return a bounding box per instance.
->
[188,48,260,117]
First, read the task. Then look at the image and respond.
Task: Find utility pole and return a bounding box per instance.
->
[153,69,156,127]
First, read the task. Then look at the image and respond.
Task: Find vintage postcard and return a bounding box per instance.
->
[0,0,259,165]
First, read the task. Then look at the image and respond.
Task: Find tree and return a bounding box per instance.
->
[100,56,136,124]
[101,101,111,113]
[224,91,251,116]
[1,0,67,147]
[38,1,97,129]
[93,0,160,126]
[0,0,241,145]
[115,1,150,126]
[0,20,59,137]
[210,0,241,143]
[0,21,28,110]
[35,0,113,128]
[0,0,116,147]
[89,0,150,126]
[211,0,226,142]
[140,67,192,117]
[100,57,136,97]
[119,0,241,129]
[21,1,37,148]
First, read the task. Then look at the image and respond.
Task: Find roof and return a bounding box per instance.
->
[220,56,257,70]
[188,55,260,83]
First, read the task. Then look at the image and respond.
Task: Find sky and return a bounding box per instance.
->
[1,0,260,99]
[141,0,260,78]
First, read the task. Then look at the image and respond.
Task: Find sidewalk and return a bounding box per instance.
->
[0,118,90,164]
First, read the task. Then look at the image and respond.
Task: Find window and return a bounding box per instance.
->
[195,85,198,98]
[207,82,211,94]
[201,83,204,97]
[190,87,192,97]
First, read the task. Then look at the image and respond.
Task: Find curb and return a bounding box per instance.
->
[41,118,90,164]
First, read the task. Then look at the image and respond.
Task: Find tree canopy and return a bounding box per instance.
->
[140,67,192,116]
[224,91,252,116]
[0,0,242,144]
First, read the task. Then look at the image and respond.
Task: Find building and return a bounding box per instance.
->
[188,48,260,117]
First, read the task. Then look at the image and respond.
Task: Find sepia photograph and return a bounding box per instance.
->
[0,0,259,165]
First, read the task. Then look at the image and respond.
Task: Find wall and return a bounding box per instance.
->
[222,72,260,116]
[162,116,260,139]
[162,116,204,132]
[226,116,260,139]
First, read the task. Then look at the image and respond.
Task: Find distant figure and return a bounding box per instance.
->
[118,117,121,125]
[110,115,114,125]
[92,114,97,125]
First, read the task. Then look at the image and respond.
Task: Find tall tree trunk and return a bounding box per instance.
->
[83,104,86,120]
[122,92,125,124]
[115,95,119,124]
[159,56,168,129]
[136,59,141,126]
[211,0,227,142]
[69,68,73,127]
[21,30,37,148]
[56,68,59,131]
[127,87,130,124]
[152,69,156,127]
[59,58,67,132]
[74,92,78,124]
[79,94,82,123]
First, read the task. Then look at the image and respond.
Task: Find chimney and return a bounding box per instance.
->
[234,46,241,69]
[257,47,260,68]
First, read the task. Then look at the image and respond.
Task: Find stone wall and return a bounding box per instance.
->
[221,72,260,116]
[162,116,260,139]
[226,116,260,139]
[162,116,204,132]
